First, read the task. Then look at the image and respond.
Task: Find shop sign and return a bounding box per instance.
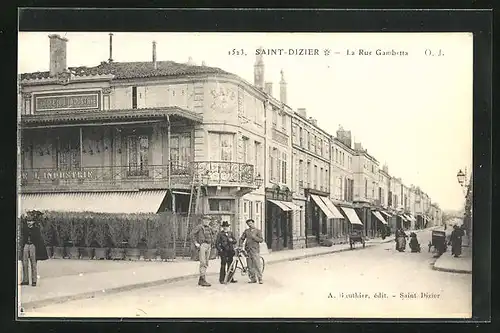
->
[22,170,95,180]
[35,92,100,111]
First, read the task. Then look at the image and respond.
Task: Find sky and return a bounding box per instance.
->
[18,32,473,211]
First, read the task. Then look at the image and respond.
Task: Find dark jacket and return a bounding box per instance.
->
[239,228,264,254]
[215,230,237,257]
[21,222,49,261]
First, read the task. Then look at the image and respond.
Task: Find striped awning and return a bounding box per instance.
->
[400,214,410,222]
[340,207,363,225]
[19,190,168,214]
[372,211,388,225]
[407,214,417,222]
[310,194,341,219]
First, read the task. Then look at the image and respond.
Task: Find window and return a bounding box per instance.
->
[320,139,323,156]
[209,133,233,161]
[299,159,304,184]
[170,133,192,168]
[272,109,277,128]
[364,178,368,198]
[242,137,249,163]
[132,86,137,109]
[308,132,311,150]
[299,127,303,146]
[254,141,261,173]
[292,125,297,143]
[335,149,338,163]
[306,161,311,186]
[280,152,287,184]
[344,178,348,201]
[208,199,233,212]
[314,165,318,189]
[127,135,149,176]
[320,167,323,189]
[244,201,248,214]
[281,113,287,132]
[57,134,80,170]
[299,206,304,236]
[311,134,316,153]
[372,182,375,199]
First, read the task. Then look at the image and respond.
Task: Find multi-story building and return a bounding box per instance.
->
[329,127,358,241]
[261,65,299,252]
[291,108,341,248]
[19,35,266,255]
[352,142,382,237]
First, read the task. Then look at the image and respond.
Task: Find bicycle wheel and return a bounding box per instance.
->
[224,259,238,284]
[260,256,265,274]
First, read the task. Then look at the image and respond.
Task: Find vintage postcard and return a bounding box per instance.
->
[17,31,473,319]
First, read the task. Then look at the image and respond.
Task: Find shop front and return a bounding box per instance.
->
[372,210,389,236]
[265,185,301,251]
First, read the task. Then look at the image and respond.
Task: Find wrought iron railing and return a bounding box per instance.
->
[20,161,255,189]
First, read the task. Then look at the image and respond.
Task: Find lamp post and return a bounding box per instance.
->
[456,167,471,197]
[255,173,264,188]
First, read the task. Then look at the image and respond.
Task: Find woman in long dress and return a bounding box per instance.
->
[395,228,408,252]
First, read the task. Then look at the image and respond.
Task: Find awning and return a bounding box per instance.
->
[19,190,168,214]
[380,211,392,218]
[372,211,388,225]
[310,194,335,219]
[340,207,363,225]
[318,196,344,219]
[282,201,302,211]
[399,214,410,222]
[268,199,292,211]
[408,214,417,222]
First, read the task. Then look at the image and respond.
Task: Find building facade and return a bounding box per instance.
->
[19,35,265,249]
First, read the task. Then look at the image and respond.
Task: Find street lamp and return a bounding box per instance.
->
[456,168,468,197]
[255,173,263,188]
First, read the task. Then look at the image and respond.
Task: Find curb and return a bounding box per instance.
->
[432,264,472,274]
[22,242,381,311]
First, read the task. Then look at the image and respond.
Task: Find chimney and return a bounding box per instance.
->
[297,108,307,118]
[108,33,113,62]
[49,34,68,77]
[265,82,273,96]
[152,41,157,69]
[187,56,195,66]
[308,117,317,126]
[279,69,287,104]
[202,60,206,66]
[254,46,265,89]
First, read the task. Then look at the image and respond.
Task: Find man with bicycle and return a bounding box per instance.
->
[215,221,238,284]
[238,219,264,284]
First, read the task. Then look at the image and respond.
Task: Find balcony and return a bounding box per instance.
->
[20,161,256,193]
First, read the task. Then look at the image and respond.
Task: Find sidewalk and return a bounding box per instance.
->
[19,229,427,310]
[433,246,472,274]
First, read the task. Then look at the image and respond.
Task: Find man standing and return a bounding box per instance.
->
[20,210,48,287]
[191,216,216,287]
[449,224,465,258]
[215,221,237,284]
[239,219,264,284]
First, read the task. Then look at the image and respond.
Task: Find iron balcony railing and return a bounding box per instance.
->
[20,161,256,188]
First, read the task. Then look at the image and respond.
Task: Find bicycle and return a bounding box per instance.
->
[223,247,265,284]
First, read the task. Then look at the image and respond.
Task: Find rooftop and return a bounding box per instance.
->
[20,60,232,81]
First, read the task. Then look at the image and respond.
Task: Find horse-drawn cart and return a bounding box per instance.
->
[349,229,366,249]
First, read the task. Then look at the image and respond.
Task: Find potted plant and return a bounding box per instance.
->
[81,216,96,260]
[39,215,54,258]
[68,215,84,259]
[53,213,71,259]
[158,213,175,261]
[108,215,126,260]
[93,218,109,260]
[125,215,145,260]
[144,217,160,260]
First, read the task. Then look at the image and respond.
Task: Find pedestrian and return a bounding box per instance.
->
[239,219,264,284]
[409,232,421,253]
[191,216,216,287]
[449,224,465,257]
[20,210,48,287]
[395,227,408,252]
[215,221,237,284]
